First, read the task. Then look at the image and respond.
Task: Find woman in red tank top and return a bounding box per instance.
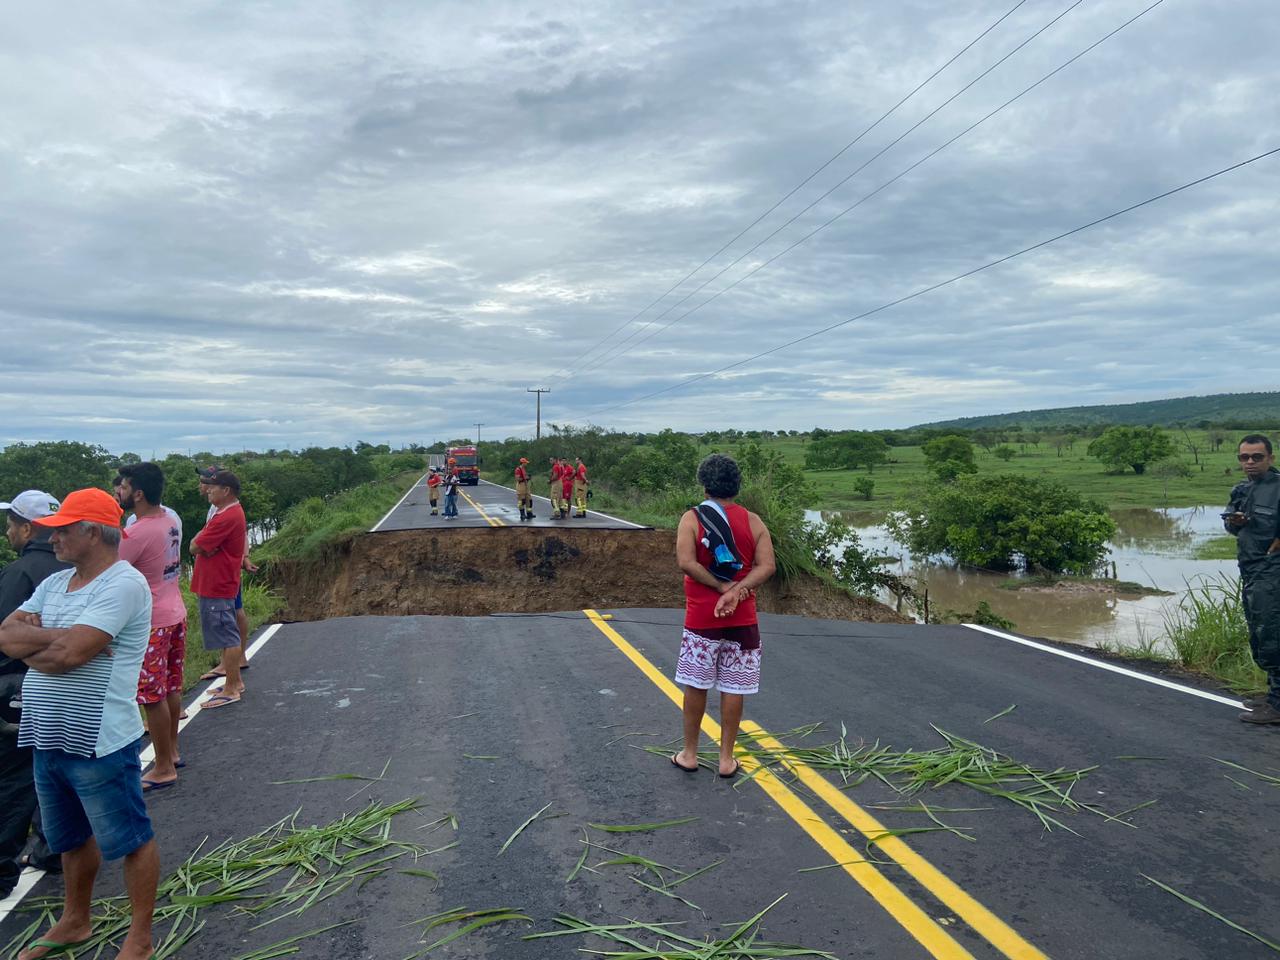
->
[671,454,775,780]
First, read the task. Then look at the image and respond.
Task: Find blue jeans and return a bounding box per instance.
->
[444,493,458,517]
[33,740,153,861]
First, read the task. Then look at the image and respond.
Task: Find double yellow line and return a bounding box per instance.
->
[458,487,506,526]
[582,609,1048,960]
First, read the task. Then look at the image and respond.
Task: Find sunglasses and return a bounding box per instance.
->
[1238,453,1269,462]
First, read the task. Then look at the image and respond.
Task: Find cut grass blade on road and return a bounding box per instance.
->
[588,816,699,833]
[406,907,532,956]
[1213,757,1280,786]
[983,704,1017,724]
[498,801,554,855]
[1142,875,1280,953]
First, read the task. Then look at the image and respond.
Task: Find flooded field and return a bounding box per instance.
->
[809,506,1238,651]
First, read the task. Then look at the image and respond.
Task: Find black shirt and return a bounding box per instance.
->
[0,538,72,676]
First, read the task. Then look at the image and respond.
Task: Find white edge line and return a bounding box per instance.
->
[0,621,287,926]
[962,623,1246,710]
[370,474,426,532]
[479,479,646,529]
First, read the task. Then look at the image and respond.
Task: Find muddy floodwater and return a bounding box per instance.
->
[807,506,1238,651]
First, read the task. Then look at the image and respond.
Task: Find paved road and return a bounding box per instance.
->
[372,476,647,531]
[4,611,1277,959]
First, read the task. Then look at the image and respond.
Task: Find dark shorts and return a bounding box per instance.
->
[34,740,153,861]
[199,597,240,650]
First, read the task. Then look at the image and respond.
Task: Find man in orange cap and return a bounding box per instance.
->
[0,488,159,960]
[514,458,534,521]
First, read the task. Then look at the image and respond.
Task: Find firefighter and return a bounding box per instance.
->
[573,456,589,518]
[559,457,576,520]
[427,467,442,515]
[548,457,564,518]
[515,458,535,521]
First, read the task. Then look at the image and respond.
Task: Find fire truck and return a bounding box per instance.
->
[445,445,480,485]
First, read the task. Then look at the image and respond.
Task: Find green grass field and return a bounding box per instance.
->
[724,431,1245,516]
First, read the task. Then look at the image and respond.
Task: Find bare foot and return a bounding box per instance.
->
[207,684,245,697]
[19,918,93,959]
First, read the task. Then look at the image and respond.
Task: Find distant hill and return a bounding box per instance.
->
[916,392,1280,431]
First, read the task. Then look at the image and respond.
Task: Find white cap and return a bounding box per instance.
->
[0,490,62,522]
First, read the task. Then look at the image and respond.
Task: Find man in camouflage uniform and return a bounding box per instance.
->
[1224,433,1280,725]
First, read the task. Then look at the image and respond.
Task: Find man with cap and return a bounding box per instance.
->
[441,462,460,519]
[0,488,159,960]
[514,458,535,521]
[195,466,255,686]
[191,470,247,708]
[572,457,589,519]
[0,490,69,899]
[114,463,187,791]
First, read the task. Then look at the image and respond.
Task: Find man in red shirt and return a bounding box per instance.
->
[514,458,534,521]
[190,470,246,709]
[572,457,589,518]
[671,454,775,779]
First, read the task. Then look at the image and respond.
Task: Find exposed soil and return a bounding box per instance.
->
[271,527,907,623]
[999,576,1172,598]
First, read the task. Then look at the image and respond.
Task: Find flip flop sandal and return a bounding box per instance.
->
[718,760,741,779]
[198,668,227,681]
[202,694,240,710]
[175,759,186,769]
[670,754,699,773]
[22,936,93,957]
[141,779,176,794]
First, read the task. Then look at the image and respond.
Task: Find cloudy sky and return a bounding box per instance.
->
[2,0,1276,454]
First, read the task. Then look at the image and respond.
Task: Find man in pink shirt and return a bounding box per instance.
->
[114,463,186,791]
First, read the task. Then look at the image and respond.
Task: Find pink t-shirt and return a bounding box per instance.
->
[119,510,186,628]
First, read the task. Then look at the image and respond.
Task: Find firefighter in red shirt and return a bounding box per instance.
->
[573,457,589,518]
[559,458,576,520]
[548,457,564,518]
[427,468,442,515]
[514,458,535,521]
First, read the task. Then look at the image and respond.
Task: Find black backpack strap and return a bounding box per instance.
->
[695,502,742,564]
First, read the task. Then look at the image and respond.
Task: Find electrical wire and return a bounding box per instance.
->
[575,0,1165,382]
[573,0,1085,380]
[579,143,1280,418]
[543,0,1033,383]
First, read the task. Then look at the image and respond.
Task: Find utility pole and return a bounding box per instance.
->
[527,387,550,439]
[474,422,484,446]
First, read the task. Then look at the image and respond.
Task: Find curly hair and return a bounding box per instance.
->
[697,453,741,499]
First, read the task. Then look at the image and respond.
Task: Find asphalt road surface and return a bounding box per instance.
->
[3,612,1278,959]
[372,476,646,531]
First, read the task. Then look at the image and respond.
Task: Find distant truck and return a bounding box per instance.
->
[445,446,480,485]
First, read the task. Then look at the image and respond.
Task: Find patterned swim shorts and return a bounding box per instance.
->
[674,628,762,695]
[136,620,187,705]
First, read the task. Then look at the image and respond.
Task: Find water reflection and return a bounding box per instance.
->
[808,505,1238,650]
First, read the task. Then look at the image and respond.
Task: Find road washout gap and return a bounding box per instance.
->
[270,527,907,622]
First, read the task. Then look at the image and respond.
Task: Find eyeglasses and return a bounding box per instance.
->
[1238,453,1269,463]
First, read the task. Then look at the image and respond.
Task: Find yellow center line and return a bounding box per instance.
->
[583,609,976,960]
[458,487,505,526]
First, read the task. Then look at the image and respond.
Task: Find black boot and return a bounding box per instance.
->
[1240,701,1280,724]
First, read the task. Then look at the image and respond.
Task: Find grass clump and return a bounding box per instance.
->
[253,471,420,565]
[4,798,428,960]
[1194,535,1239,561]
[1161,574,1266,695]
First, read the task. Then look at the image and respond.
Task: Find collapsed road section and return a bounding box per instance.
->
[270,526,906,621]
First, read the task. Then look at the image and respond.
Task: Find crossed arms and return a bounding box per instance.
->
[0,609,113,674]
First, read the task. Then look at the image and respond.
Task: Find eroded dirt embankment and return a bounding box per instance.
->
[271,527,907,623]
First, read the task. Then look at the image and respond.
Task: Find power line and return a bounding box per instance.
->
[579,0,1163,379]
[544,0,1033,382]
[578,145,1280,419]
[574,0,1085,379]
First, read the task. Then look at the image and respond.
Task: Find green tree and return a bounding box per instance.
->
[1087,426,1177,475]
[0,441,112,498]
[887,474,1115,573]
[803,432,888,472]
[993,445,1017,462]
[853,477,875,501]
[921,435,977,483]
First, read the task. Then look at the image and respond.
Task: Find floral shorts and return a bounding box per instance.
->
[136,620,187,705]
[674,628,762,695]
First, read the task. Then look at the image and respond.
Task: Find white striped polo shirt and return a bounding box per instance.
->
[18,561,151,758]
